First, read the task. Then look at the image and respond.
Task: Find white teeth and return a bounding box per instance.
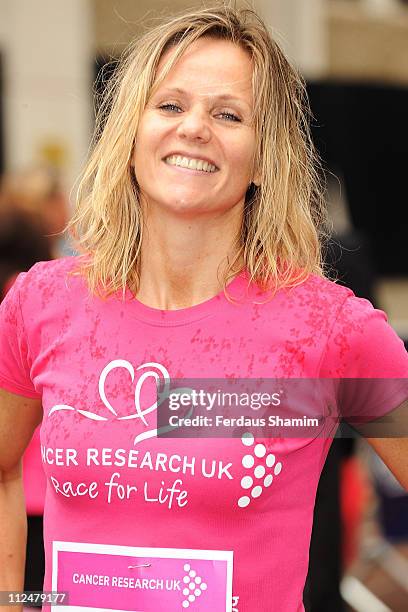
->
[164,155,217,172]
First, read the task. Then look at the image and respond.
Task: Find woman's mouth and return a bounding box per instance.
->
[164,155,218,173]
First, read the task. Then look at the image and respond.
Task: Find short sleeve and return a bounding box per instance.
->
[320,294,408,423]
[0,272,41,398]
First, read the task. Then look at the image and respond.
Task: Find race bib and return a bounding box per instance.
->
[52,541,233,611]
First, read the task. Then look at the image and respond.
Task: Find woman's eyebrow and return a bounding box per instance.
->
[156,86,250,109]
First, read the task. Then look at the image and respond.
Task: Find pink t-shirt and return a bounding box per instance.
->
[2,272,46,515]
[22,426,46,515]
[0,257,407,612]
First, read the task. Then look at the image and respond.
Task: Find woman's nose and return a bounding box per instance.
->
[176,107,211,143]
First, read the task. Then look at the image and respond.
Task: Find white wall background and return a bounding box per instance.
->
[0,0,329,194]
[0,0,94,193]
[256,0,328,78]
[1,0,407,195]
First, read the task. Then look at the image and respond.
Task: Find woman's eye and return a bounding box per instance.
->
[158,103,182,113]
[218,112,241,122]
[158,103,240,122]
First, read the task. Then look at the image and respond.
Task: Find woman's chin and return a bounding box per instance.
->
[156,196,214,217]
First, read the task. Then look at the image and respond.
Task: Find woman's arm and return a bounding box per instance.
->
[363,398,408,490]
[0,388,42,612]
[366,437,408,491]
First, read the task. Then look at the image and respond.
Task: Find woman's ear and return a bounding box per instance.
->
[252,160,261,187]
[252,170,261,187]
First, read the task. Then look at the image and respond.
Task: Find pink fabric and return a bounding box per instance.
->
[0,257,407,612]
[2,271,18,299]
[22,427,46,515]
[2,271,46,516]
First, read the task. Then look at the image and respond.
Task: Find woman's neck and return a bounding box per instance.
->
[135,205,244,309]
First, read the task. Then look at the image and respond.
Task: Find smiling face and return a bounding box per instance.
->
[132,36,259,218]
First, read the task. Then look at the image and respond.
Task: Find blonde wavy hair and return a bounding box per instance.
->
[66,2,328,298]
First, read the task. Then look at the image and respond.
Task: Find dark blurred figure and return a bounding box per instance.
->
[303,168,377,612]
[0,166,69,295]
[0,209,52,296]
[0,166,68,601]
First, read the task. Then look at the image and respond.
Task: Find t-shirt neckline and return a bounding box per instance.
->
[121,270,250,326]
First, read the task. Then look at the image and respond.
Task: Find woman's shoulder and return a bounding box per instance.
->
[300,272,352,296]
[248,271,376,328]
[302,274,382,323]
[24,255,81,280]
[13,256,87,305]
[277,273,393,341]
[281,273,354,314]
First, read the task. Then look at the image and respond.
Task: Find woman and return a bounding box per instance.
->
[0,6,407,612]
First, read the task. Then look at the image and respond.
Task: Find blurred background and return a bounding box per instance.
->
[0,1,407,610]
